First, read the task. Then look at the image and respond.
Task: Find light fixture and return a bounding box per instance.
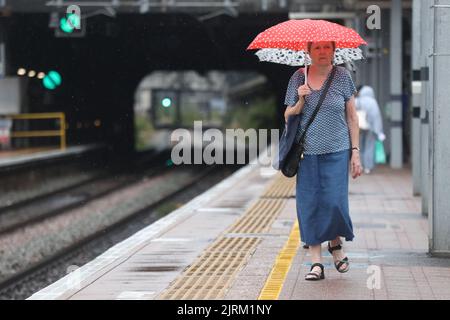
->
[17,68,26,76]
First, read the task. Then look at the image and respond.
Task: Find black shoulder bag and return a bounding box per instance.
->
[281,66,337,178]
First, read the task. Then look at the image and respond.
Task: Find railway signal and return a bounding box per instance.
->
[42,71,62,90]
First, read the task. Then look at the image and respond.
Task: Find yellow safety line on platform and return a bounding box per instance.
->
[258,221,300,300]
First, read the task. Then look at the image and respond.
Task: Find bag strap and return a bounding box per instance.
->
[294,65,337,144]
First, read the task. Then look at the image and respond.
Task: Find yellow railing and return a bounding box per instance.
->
[5,112,66,150]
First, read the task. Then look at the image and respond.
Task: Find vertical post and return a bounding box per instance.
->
[430,0,450,256]
[421,1,433,217]
[60,112,66,150]
[389,0,403,168]
[261,0,268,11]
[175,89,181,126]
[411,0,422,196]
[0,19,6,79]
[0,42,4,79]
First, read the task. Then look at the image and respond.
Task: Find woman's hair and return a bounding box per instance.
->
[307,41,336,52]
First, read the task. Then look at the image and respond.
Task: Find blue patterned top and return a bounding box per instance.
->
[284,66,356,155]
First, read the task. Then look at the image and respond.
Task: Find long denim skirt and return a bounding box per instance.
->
[295,149,354,246]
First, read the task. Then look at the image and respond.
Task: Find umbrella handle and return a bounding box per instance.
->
[304,65,308,86]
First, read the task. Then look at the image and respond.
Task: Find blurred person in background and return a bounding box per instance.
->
[355,85,385,174]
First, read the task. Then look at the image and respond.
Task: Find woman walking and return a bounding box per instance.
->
[283,41,363,280]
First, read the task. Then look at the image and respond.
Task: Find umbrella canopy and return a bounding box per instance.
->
[247,19,367,67]
[247,19,367,51]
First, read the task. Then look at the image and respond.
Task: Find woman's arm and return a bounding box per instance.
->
[284,84,311,122]
[284,96,305,122]
[346,95,362,178]
[346,96,359,148]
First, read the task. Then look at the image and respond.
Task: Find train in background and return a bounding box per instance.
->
[133,70,275,156]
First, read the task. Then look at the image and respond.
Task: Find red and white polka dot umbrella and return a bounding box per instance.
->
[248,19,366,51]
[247,19,367,67]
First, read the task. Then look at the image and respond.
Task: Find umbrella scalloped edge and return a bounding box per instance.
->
[254,47,365,66]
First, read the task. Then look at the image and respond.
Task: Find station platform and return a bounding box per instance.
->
[28,151,450,300]
[0,144,104,171]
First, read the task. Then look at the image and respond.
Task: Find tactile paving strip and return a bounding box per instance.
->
[158,237,259,300]
[158,176,295,300]
[227,198,286,234]
[261,173,296,198]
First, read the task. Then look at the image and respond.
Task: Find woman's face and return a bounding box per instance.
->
[308,41,334,66]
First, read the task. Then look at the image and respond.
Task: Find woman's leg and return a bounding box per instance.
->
[305,244,323,279]
[329,236,349,272]
[330,236,344,256]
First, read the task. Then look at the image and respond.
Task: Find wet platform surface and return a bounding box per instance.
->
[29,153,450,300]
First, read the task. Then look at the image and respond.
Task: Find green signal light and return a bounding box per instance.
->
[60,17,73,33]
[161,98,172,108]
[60,13,81,33]
[43,76,56,90]
[43,71,62,90]
[68,13,81,29]
[47,71,62,85]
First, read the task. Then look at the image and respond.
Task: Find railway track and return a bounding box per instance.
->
[0,163,237,299]
[0,164,167,235]
[0,151,168,235]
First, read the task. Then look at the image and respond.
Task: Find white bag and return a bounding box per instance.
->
[357,109,370,130]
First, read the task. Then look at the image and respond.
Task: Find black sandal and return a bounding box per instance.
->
[328,242,350,273]
[305,263,325,281]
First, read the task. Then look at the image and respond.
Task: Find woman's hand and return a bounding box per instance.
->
[350,151,362,179]
[284,85,311,122]
[297,84,311,98]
